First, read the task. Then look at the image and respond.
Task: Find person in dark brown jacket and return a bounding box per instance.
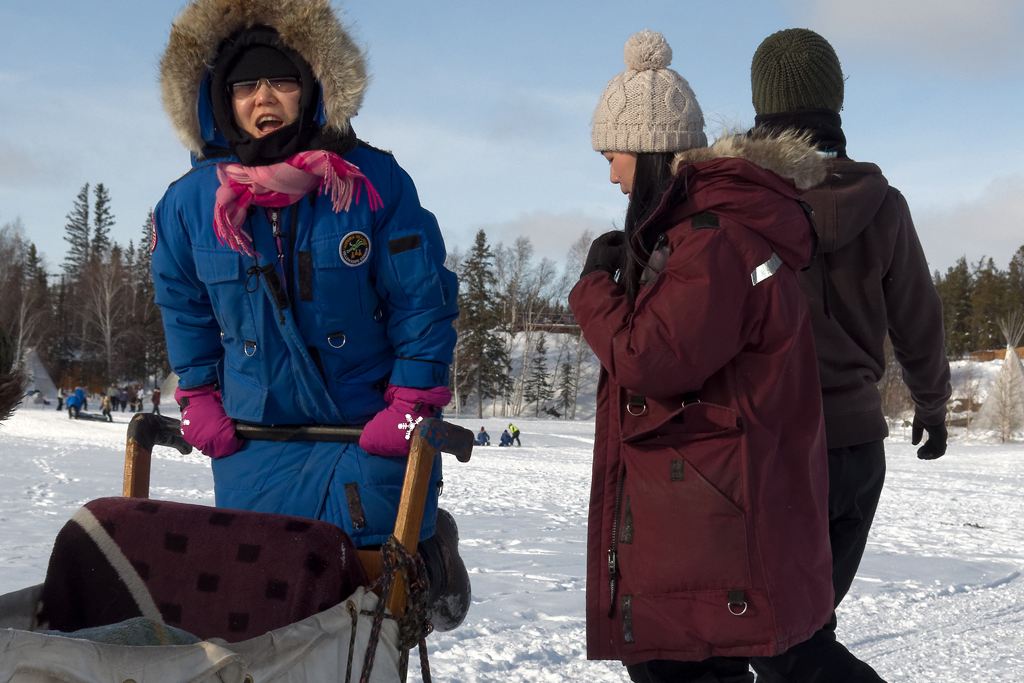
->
[748,28,952,683]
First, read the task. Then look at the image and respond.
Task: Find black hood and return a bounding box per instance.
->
[211,26,321,165]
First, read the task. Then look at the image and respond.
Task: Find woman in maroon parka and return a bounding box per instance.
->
[571,32,834,683]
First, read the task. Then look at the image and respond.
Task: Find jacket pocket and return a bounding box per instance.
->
[620,401,751,595]
[193,248,259,347]
[311,231,378,318]
[222,365,268,423]
[194,248,242,284]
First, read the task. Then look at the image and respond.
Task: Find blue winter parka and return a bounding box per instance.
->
[152,144,459,546]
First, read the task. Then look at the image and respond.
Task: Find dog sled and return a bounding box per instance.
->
[0,413,473,682]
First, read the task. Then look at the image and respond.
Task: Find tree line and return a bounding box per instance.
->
[447,229,595,420]
[8,186,1023,417]
[0,184,168,391]
[933,246,1024,357]
[4,187,599,414]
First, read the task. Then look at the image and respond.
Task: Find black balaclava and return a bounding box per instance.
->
[211,26,320,166]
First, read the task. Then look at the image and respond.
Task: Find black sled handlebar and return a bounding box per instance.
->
[234,422,363,443]
[124,413,472,468]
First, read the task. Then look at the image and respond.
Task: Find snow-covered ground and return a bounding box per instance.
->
[2,405,1023,681]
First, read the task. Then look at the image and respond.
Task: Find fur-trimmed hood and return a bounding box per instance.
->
[636,128,827,274]
[672,129,826,191]
[160,0,367,155]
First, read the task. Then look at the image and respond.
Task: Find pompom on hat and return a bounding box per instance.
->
[751,28,844,115]
[591,30,707,153]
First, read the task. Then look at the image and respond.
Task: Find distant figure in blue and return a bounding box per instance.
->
[66,389,85,419]
[499,430,513,447]
[475,427,491,446]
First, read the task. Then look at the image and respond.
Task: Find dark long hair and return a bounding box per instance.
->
[621,152,676,301]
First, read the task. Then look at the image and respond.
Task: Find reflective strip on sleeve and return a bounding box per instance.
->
[750,252,783,286]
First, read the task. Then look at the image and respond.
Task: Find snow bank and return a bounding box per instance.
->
[1,409,1023,681]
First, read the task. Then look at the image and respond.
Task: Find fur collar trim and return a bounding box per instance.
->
[160,0,367,154]
[671,129,826,190]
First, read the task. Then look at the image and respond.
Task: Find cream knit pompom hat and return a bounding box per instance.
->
[591,30,707,153]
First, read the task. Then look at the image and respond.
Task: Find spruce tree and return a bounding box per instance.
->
[524,334,553,417]
[25,243,46,287]
[92,183,115,259]
[135,210,167,383]
[557,361,574,418]
[1008,245,1024,310]
[454,230,503,417]
[934,257,973,357]
[48,275,73,386]
[63,184,90,278]
[139,209,155,274]
[969,257,1009,351]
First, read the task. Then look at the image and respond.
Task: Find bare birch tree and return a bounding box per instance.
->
[81,247,129,382]
[565,230,594,419]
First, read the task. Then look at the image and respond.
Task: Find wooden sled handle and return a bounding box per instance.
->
[123,414,193,498]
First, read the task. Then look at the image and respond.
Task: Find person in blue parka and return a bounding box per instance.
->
[153,0,469,631]
[66,388,85,419]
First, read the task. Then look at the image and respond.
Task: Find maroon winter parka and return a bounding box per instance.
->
[569,131,834,665]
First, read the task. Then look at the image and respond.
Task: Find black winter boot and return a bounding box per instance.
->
[418,507,471,632]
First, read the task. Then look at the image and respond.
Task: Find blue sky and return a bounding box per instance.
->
[2,0,1022,276]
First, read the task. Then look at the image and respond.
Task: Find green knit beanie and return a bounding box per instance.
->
[751,28,844,115]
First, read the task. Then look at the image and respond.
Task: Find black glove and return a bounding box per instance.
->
[581,231,626,279]
[911,416,947,460]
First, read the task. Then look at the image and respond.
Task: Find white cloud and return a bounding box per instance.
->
[788,0,1024,72]
[916,175,1024,272]
[0,140,62,187]
[468,210,614,269]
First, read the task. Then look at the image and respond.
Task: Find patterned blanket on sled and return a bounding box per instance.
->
[36,497,368,641]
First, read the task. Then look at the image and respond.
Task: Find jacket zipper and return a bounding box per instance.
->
[608,462,626,618]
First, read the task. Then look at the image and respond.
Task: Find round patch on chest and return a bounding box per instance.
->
[340,231,371,266]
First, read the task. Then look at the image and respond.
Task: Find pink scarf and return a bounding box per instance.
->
[213,150,383,257]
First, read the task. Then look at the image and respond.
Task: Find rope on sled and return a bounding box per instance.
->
[351,535,434,683]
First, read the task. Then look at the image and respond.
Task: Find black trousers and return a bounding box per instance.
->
[751,440,887,683]
[627,657,753,683]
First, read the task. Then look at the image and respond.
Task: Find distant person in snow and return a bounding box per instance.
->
[66,389,85,420]
[508,422,521,446]
[151,0,467,631]
[56,387,65,412]
[101,395,114,422]
[106,383,120,412]
[150,388,161,415]
[747,29,951,683]
[570,31,832,682]
[498,429,512,447]
[475,427,490,446]
[119,388,129,412]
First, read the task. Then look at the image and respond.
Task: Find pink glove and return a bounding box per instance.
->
[175,384,244,459]
[359,384,452,457]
